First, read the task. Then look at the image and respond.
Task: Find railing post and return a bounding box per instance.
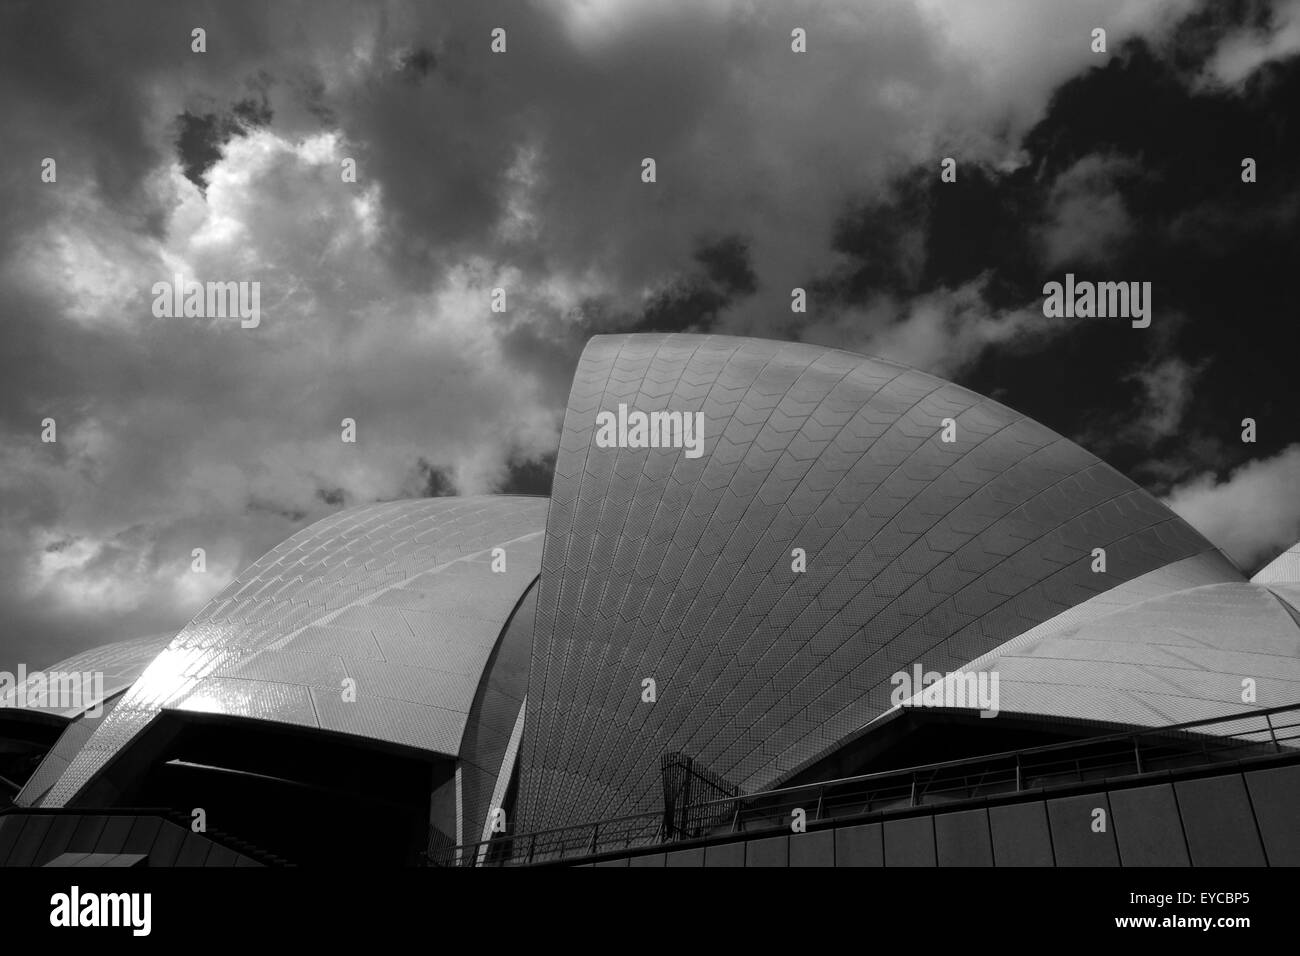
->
[1133,735,1143,775]
[1266,713,1281,752]
[815,788,825,821]
[589,822,600,856]
[910,774,917,807]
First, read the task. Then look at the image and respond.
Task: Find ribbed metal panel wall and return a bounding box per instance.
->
[518,333,1229,831]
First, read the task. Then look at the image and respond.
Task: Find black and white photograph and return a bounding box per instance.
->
[0,0,1297,938]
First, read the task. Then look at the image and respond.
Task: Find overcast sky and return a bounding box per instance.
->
[1,0,1297,672]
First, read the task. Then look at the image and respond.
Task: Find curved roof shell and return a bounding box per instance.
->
[39,496,545,807]
[884,558,1300,734]
[23,334,1297,836]
[2,634,175,807]
[1,633,173,721]
[516,333,1243,829]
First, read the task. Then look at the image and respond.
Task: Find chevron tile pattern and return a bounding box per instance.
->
[517,333,1231,830]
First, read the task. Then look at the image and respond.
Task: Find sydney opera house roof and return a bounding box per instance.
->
[0,633,173,720]
[6,333,1298,863]
[1,633,175,808]
[512,334,1300,829]
[25,495,543,845]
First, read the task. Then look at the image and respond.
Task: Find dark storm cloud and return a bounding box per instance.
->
[494,231,762,404]
[630,235,760,333]
[795,16,1299,559]
[416,460,457,498]
[0,1,323,248]
[496,452,558,497]
[985,35,1296,497]
[398,47,438,82]
[176,94,273,190]
[0,0,1296,675]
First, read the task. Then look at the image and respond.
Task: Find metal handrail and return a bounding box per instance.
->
[693,702,1300,813]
